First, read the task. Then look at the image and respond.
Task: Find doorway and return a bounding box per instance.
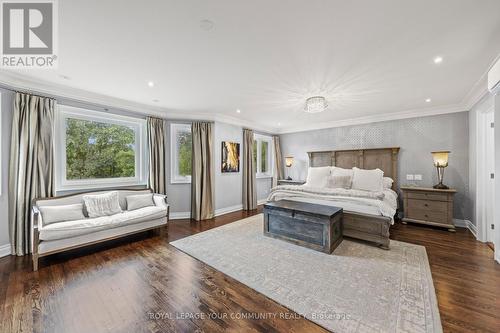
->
[477,108,495,243]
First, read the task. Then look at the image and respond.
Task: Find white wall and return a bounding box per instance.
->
[168,121,273,218]
[214,122,243,212]
[469,94,494,240]
[494,92,500,263]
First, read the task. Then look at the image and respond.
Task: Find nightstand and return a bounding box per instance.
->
[400,186,457,231]
[277,179,306,186]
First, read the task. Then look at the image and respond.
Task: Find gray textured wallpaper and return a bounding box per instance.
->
[279,112,470,220]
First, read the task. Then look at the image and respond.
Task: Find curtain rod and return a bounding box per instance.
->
[15,89,56,100]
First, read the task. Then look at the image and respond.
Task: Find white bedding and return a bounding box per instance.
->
[267,185,398,223]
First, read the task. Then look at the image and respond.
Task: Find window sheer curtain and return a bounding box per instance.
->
[272,135,284,187]
[243,129,257,210]
[9,92,56,256]
[191,122,215,220]
[147,117,167,194]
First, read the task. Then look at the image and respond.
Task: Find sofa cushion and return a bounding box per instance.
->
[39,206,168,241]
[39,204,85,226]
[83,191,122,218]
[127,193,155,211]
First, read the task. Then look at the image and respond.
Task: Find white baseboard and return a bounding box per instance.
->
[171,201,266,221]
[215,204,243,217]
[453,219,477,238]
[0,244,11,257]
[169,211,190,220]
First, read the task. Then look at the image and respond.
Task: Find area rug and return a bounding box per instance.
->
[170,214,442,333]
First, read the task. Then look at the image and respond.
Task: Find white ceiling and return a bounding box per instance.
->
[2,0,500,133]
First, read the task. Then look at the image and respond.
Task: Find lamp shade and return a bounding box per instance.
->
[431,151,450,167]
[285,156,294,167]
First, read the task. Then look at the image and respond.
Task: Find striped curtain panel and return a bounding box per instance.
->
[191,122,215,220]
[9,92,56,256]
[147,117,167,194]
[242,129,257,210]
[272,135,284,187]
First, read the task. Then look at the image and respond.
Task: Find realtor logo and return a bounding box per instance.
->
[1,0,58,68]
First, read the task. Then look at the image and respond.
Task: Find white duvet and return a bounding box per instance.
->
[267,185,398,223]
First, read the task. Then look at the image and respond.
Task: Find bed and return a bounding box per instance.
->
[267,147,400,249]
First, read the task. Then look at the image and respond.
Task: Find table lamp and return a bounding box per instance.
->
[431,151,450,189]
[285,156,294,180]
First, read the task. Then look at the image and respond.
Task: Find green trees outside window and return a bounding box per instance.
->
[261,141,268,173]
[66,118,136,180]
[177,130,192,177]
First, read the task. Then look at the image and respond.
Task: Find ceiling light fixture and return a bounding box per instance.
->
[147,81,155,87]
[433,56,443,64]
[304,96,328,113]
[236,109,241,113]
[425,98,431,103]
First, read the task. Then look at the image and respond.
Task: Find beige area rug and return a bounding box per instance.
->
[170,214,442,333]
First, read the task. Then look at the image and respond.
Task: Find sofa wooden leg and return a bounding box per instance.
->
[378,242,390,250]
[33,255,39,271]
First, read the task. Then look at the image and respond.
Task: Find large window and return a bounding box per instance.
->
[56,106,147,190]
[170,123,192,183]
[254,134,273,178]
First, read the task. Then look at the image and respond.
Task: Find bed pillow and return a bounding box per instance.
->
[39,204,85,226]
[305,166,332,188]
[127,193,155,211]
[331,166,354,178]
[351,167,384,192]
[83,191,122,218]
[383,177,394,189]
[327,175,352,189]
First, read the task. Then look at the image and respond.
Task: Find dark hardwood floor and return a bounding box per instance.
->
[1,207,499,333]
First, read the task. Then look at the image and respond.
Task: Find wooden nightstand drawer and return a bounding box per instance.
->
[406,208,447,223]
[407,191,449,202]
[400,186,457,231]
[407,199,448,212]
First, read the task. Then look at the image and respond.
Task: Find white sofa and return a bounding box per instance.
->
[32,189,169,271]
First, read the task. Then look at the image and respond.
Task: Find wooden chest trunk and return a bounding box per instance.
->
[263,200,343,254]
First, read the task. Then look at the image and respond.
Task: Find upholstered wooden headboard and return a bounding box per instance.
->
[307,147,400,189]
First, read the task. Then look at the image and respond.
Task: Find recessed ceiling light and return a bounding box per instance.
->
[236,109,241,113]
[147,81,155,87]
[277,122,281,126]
[200,19,214,31]
[425,98,431,103]
[433,56,443,64]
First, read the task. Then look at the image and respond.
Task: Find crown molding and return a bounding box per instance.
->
[0,71,276,133]
[277,103,469,134]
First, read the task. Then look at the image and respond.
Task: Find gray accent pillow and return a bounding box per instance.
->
[39,204,85,226]
[327,175,352,189]
[126,193,155,211]
[83,191,122,218]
